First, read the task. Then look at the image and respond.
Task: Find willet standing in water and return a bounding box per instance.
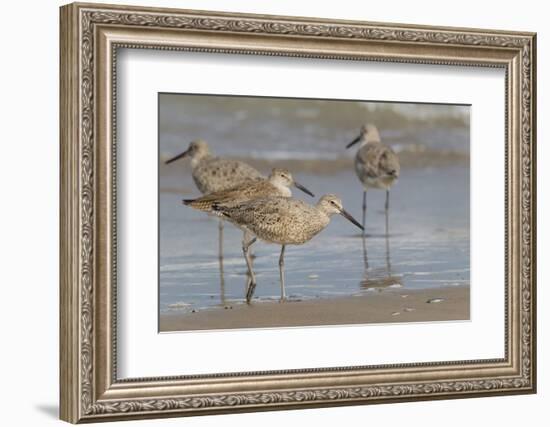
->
[165,139,263,250]
[165,139,264,302]
[213,194,364,303]
[183,168,315,294]
[345,124,400,234]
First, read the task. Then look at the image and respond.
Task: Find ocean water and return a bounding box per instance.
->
[159,94,470,163]
[158,95,470,314]
[159,167,469,313]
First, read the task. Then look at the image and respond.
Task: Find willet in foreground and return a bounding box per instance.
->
[183,168,315,294]
[213,194,364,303]
[165,139,263,252]
[165,139,264,301]
[345,124,400,234]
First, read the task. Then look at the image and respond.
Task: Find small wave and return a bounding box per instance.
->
[160,143,468,175]
[160,257,244,273]
[167,301,192,309]
[246,150,343,161]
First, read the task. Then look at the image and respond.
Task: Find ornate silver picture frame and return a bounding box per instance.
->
[60,2,536,423]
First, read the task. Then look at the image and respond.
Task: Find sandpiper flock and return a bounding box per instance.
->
[165,124,400,303]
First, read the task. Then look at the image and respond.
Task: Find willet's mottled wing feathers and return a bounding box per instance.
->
[355,143,400,189]
[184,180,280,212]
[356,143,399,178]
[215,197,329,245]
[192,157,263,194]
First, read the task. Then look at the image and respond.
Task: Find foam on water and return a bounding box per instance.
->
[159,94,470,165]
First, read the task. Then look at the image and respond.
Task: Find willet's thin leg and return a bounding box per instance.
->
[219,251,226,304]
[385,190,390,237]
[386,234,391,277]
[242,231,254,293]
[361,191,368,267]
[362,190,367,237]
[218,219,226,303]
[384,191,392,274]
[279,245,286,302]
[242,230,257,266]
[218,219,224,259]
[361,231,369,269]
[244,237,258,303]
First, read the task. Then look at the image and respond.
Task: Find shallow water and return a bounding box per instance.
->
[159,166,469,313]
[160,94,470,163]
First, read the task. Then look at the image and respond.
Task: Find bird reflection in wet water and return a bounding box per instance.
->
[360,213,403,292]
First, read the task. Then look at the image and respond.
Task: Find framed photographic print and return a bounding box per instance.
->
[59,2,537,423]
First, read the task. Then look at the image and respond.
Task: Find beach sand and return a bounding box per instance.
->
[160,285,469,332]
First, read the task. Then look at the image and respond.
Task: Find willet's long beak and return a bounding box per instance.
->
[345,135,361,149]
[339,208,364,231]
[294,181,315,197]
[165,149,190,164]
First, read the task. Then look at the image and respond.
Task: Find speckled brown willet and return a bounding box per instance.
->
[165,139,263,193]
[346,124,400,234]
[182,168,314,212]
[183,168,314,293]
[213,194,363,303]
[165,139,264,256]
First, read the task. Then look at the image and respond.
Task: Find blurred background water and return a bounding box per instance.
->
[159,94,470,314]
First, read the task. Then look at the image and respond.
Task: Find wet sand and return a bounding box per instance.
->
[160,285,469,332]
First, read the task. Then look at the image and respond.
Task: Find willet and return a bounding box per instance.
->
[182,168,314,212]
[165,139,263,193]
[165,139,263,253]
[345,124,400,234]
[183,168,315,294]
[213,194,364,303]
